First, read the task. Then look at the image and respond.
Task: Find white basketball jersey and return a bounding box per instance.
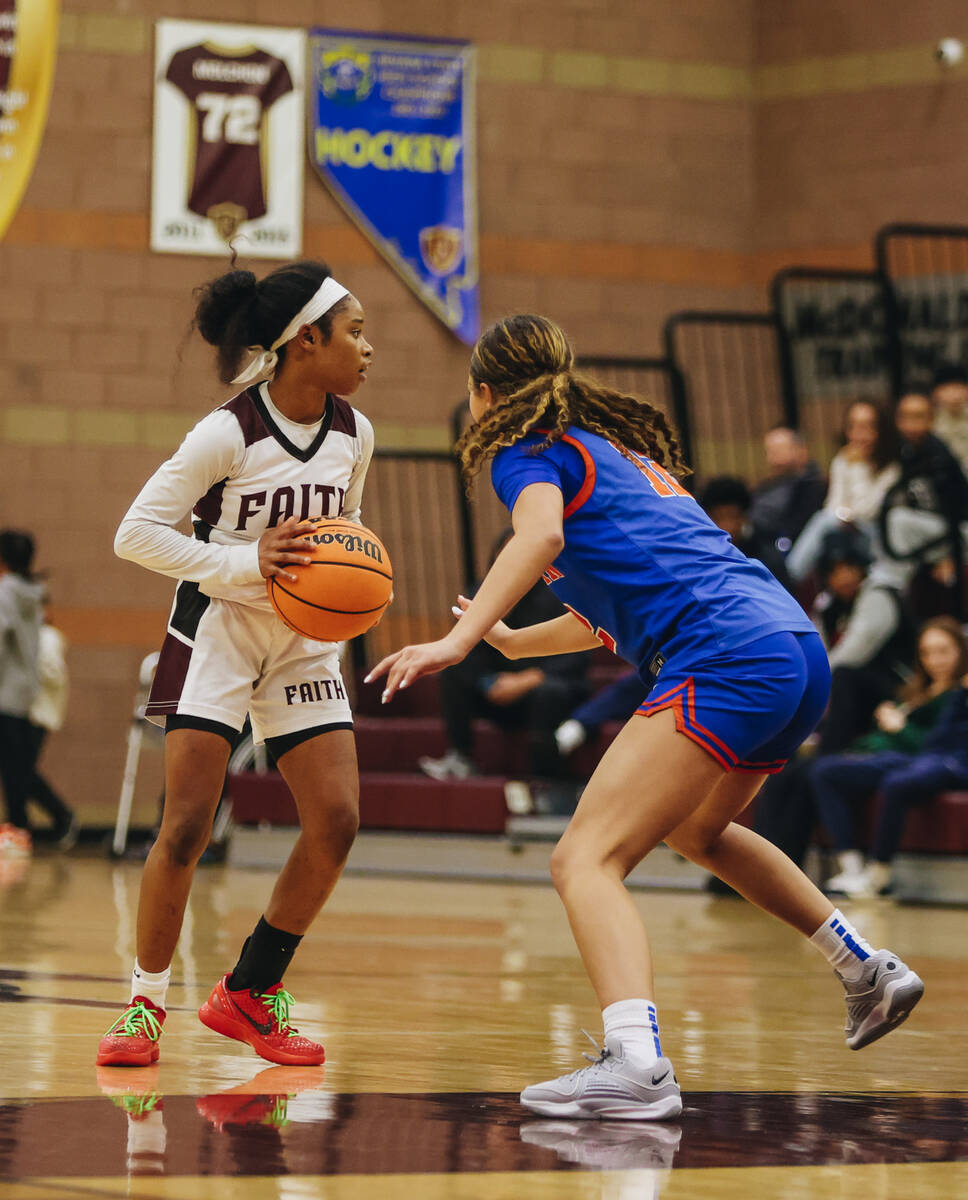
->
[115,384,374,612]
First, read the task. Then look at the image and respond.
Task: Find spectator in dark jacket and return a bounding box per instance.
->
[420,571,590,782]
[810,616,968,897]
[699,475,794,592]
[752,537,915,868]
[0,531,46,860]
[750,425,827,553]
[879,392,968,609]
[931,361,968,474]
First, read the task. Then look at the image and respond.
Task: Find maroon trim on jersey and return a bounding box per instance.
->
[330,395,357,438]
[252,389,335,464]
[221,389,271,448]
[193,478,227,527]
[145,632,193,717]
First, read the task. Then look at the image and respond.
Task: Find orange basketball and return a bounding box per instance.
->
[267,518,393,642]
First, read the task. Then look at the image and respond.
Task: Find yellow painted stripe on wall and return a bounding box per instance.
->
[55,13,968,101]
[1,205,876,288]
[56,606,168,648]
[0,404,455,455]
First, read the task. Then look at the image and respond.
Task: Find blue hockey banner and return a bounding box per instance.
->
[309,30,478,344]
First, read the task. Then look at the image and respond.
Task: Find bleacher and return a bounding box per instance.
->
[227,220,968,902]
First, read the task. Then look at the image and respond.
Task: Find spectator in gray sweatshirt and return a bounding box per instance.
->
[0,530,46,856]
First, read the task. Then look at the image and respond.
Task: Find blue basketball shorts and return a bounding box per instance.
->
[636,630,831,773]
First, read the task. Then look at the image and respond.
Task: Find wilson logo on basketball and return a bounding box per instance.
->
[267,518,393,642]
[308,530,384,563]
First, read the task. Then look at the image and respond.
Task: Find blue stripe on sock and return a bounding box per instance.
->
[648,1003,662,1056]
[830,917,870,961]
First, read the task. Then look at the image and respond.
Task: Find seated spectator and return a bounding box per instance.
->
[26,594,77,849]
[753,539,915,866]
[931,362,968,474]
[787,400,900,583]
[699,475,793,590]
[555,670,646,757]
[419,573,590,782]
[0,531,45,860]
[750,425,827,553]
[878,391,968,606]
[810,616,968,897]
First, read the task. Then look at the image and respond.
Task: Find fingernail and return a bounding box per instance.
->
[451,606,461,616]
[363,673,372,683]
[381,690,389,703]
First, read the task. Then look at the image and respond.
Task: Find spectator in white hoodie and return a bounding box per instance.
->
[786,400,900,583]
[25,594,77,849]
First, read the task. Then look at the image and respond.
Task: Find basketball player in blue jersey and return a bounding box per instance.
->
[369,314,924,1121]
[98,261,374,1069]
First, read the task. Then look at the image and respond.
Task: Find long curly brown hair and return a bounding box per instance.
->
[456,314,689,484]
[901,615,968,706]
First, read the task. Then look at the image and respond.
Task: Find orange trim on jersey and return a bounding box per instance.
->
[533,428,597,519]
[639,677,738,760]
[635,677,739,772]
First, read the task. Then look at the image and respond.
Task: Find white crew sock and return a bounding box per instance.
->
[131,960,171,1010]
[809,908,876,982]
[602,998,662,1067]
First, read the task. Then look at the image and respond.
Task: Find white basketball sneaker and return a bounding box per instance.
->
[839,948,924,1050]
[520,1034,682,1121]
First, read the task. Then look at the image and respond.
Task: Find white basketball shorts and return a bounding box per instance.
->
[145,583,352,743]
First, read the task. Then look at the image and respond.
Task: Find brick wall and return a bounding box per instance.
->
[2,0,966,821]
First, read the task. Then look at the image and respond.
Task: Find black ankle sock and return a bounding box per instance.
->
[227,917,303,993]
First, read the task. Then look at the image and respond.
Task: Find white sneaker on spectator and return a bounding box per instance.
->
[824,850,866,895]
[837,861,894,900]
[56,812,80,852]
[418,750,475,781]
[555,719,587,756]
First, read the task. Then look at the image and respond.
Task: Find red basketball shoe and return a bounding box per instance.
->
[198,976,325,1066]
[96,997,165,1066]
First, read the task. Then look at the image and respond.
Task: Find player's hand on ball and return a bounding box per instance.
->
[365,638,464,704]
[258,516,317,582]
[452,594,512,653]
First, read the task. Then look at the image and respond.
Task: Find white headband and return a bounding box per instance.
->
[231,277,350,386]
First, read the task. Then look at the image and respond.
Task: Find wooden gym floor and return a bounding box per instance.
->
[1,852,966,1199]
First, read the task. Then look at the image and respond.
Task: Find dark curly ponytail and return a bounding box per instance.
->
[193,259,349,384]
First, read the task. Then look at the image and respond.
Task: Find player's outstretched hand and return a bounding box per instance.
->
[365,638,464,704]
[258,516,317,582]
[452,594,512,654]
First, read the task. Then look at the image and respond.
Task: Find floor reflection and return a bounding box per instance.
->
[1,1086,966,1180]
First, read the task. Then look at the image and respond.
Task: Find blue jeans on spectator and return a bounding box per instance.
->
[569,671,648,732]
[810,750,968,862]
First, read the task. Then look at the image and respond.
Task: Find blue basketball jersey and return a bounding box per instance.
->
[490,429,816,676]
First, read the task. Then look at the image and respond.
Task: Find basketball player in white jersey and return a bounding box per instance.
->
[98,261,374,1068]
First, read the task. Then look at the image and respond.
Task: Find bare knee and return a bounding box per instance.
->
[550,835,628,894]
[156,815,212,869]
[549,838,573,894]
[667,823,724,865]
[304,793,359,863]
